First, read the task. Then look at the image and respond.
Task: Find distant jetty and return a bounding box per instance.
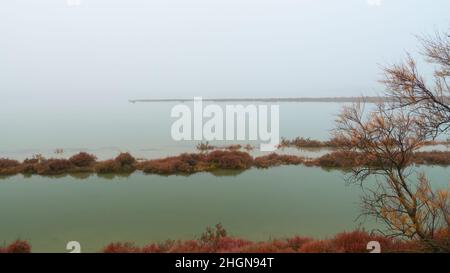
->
[129,96,389,103]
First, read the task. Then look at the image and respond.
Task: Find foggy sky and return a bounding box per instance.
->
[1,0,449,104]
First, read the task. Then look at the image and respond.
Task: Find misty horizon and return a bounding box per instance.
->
[1,0,449,106]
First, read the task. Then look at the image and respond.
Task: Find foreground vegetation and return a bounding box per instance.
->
[103,226,449,253]
[1,149,449,177]
[0,240,31,253]
[2,224,448,253]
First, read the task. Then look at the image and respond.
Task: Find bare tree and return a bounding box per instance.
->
[335,31,450,251]
[382,31,450,138]
[335,103,449,251]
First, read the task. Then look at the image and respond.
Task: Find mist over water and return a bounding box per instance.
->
[0,102,344,160]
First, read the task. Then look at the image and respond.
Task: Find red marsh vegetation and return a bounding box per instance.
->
[0,240,31,253]
[2,225,448,253]
[1,150,449,177]
[101,224,448,253]
[279,137,450,149]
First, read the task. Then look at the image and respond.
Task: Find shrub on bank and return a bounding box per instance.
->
[0,240,31,253]
[206,150,253,170]
[142,158,193,174]
[35,159,73,175]
[115,153,135,166]
[95,160,121,174]
[140,151,253,174]
[254,153,304,168]
[0,159,23,175]
[310,151,362,168]
[140,153,205,174]
[69,152,97,167]
[94,153,137,174]
[0,158,20,169]
[101,228,446,253]
[414,151,450,165]
[0,159,22,175]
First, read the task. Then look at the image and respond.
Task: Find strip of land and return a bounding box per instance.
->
[277,137,450,149]
[1,149,449,177]
[129,96,389,103]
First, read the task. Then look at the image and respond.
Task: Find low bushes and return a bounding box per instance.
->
[140,154,205,175]
[69,152,97,167]
[308,150,450,169]
[34,159,74,175]
[109,150,272,175]
[103,224,253,253]
[95,160,121,174]
[3,228,447,253]
[309,151,363,168]
[307,151,384,169]
[0,152,140,176]
[140,151,253,175]
[279,137,345,149]
[0,159,22,175]
[102,242,141,253]
[413,151,450,165]
[0,240,31,253]
[115,153,136,167]
[101,226,447,253]
[0,158,20,169]
[206,150,253,170]
[254,153,304,168]
[279,136,446,150]
[94,153,136,173]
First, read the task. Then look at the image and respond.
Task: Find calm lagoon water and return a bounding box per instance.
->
[0,101,344,160]
[0,101,448,252]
